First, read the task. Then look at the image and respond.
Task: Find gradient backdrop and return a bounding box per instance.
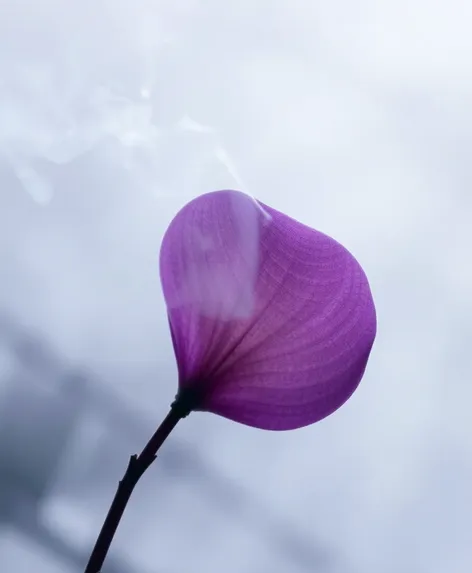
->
[1,1,471,572]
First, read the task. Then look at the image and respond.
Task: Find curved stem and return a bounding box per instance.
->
[83,389,198,573]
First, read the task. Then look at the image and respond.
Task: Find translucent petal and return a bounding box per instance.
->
[160,190,376,430]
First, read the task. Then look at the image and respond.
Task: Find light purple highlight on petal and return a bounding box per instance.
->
[160,190,376,431]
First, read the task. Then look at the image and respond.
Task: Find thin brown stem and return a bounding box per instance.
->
[83,387,199,573]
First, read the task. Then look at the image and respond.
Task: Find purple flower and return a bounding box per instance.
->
[160,190,376,430]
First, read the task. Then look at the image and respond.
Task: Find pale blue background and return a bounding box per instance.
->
[1,1,471,572]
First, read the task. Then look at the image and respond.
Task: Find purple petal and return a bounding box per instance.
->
[160,190,376,431]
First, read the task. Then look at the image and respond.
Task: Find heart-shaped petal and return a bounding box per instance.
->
[160,190,376,430]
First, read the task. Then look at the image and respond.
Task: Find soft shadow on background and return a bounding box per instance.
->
[1,1,471,572]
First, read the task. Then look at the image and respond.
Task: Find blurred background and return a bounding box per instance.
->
[1,0,471,572]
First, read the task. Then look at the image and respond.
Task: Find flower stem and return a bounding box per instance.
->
[83,389,198,573]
